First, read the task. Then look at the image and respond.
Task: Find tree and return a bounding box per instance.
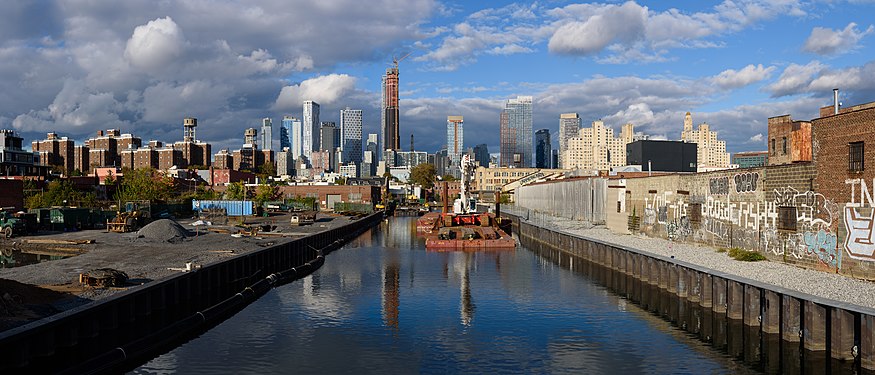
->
[189,186,220,200]
[253,183,279,206]
[104,170,116,186]
[440,174,458,182]
[114,168,174,203]
[258,162,276,182]
[409,163,437,188]
[25,179,97,209]
[50,164,66,175]
[225,182,246,200]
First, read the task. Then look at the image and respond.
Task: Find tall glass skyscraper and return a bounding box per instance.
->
[499,96,533,167]
[446,116,464,169]
[340,107,363,164]
[535,128,551,168]
[472,143,489,167]
[260,118,272,151]
[280,116,291,150]
[281,116,302,162]
[302,100,320,160]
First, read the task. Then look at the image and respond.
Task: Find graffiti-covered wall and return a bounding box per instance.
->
[812,102,875,278]
[622,163,855,275]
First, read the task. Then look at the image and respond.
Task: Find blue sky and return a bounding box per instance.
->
[2,0,875,156]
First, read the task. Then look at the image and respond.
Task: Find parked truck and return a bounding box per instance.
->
[0,209,26,239]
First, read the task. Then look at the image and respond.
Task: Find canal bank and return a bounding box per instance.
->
[506,209,875,373]
[135,216,752,374]
[0,212,383,374]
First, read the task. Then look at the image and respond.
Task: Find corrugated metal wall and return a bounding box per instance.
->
[192,200,254,216]
[514,178,607,224]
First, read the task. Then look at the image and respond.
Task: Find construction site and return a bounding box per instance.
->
[0,207,366,332]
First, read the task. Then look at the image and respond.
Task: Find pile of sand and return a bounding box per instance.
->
[136,219,191,243]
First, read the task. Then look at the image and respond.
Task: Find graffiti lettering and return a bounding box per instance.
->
[845,178,875,208]
[844,207,875,261]
[710,177,729,195]
[772,187,839,231]
[734,172,759,193]
[803,230,841,269]
[667,217,692,240]
[702,197,778,231]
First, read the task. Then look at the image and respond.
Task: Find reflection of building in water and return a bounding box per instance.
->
[382,259,400,329]
[383,217,419,249]
[459,253,475,326]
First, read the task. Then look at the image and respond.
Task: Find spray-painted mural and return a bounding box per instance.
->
[626,167,850,271]
[734,172,759,194]
[770,186,841,268]
[844,179,875,262]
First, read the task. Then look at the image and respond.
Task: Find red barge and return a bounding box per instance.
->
[416,155,515,251]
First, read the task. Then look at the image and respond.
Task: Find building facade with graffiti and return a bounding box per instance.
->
[517,99,875,280]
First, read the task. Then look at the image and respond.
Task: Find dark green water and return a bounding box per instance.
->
[134,217,753,374]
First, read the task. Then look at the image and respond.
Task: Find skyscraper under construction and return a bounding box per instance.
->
[381,67,400,153]
[382,54,409,154]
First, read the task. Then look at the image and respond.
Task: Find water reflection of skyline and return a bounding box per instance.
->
[137,217,743,374]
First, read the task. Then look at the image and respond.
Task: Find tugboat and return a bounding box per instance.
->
[417,155,515,250]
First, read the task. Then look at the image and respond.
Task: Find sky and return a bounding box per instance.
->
[2,0,875,157]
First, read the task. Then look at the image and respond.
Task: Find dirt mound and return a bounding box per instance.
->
[0,278,78,331]
[136,219,191,243]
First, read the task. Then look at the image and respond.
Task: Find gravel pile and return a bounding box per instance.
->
[525,213,875,311]
[136,219,191,243]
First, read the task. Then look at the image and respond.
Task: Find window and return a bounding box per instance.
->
[777,207,797,231]
[782,137,787,155]
[688,203,702,226]
[850,142,864,172]
[771,139,776,155]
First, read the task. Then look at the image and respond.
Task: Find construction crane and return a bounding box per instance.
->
[392,52,412,70]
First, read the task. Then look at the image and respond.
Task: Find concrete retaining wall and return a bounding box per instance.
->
[510,213,875,373]
[0,212,383,373]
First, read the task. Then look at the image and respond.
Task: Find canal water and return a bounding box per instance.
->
[134,217,754,374]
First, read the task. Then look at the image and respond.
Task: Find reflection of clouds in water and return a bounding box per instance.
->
[274,275,350,324]
[546,337,617,373]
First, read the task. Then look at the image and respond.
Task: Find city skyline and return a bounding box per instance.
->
[2,1,875,156]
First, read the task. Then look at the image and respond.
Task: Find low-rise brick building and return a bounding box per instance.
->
[0,179,24,211]
[767,114,811,165]
[813,99,875,276]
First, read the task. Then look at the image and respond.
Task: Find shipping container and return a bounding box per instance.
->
[192,200,254,216]
[49,207,97,230]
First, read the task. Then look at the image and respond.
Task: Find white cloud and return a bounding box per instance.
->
[12,79,128,133]
[710,64,776,89]
[487,44,534,55]
[766,61,827,97]
[124,17,186,72]
[415,21,532,70]
[273,74,358,110]
[548,2,647,55]
[748,133,763,143]
[802,22,874,55]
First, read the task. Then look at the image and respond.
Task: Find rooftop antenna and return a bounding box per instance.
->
[410,133,414,152]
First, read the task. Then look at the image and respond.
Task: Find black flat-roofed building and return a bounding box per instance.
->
[626,140,697,173]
